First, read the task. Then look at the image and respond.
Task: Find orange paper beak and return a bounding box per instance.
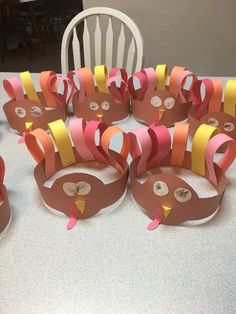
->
[158,109,165,120]
[97,114,104,121]
[74,196,86,215]
[25,122,33,131]
[162,205,171,218]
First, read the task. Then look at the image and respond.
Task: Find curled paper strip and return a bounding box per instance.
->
[191,79,214,119]
[69,118,94,161]
[129,128,153,176]
[128,124,171,176]
[156,64,168,91]
[2,71,68,136]
[47,74,75,110]
[24,118,129,229]
[170,123,189,167]
[205,133,236,186]
[224,80,236,116]
[94,64,108,93]
[48,119,76,168]
[129,122,236,230]
[101,125,130,173]
[83,120,109,165]
[0,157,11,237]
[129,65,197,126]
[188,78,236,152]
[3,77,24,100]
[68,65,130,124]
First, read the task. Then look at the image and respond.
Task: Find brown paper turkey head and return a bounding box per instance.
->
[2,71,71,138]
[188,79,236,152]
[0,157,11,237]
[128,65,197,126]
[3,95,66,135]
[69,66,130,124]
[25,118,129,230]
[129,122,236,231]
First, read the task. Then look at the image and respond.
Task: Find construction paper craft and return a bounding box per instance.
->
[128,65,197,126]
[68,65,130,124]
[188,78,236,152]
[0,156,11,238]
[129,122,236,230]
[24,118,129,230]
[3,71,74,143]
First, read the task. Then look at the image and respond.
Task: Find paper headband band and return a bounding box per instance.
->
[129,123,236,230]
[0,156,11,236]
[68,65,130,124]
[128,65,197,126]
[24,118,130,229]
[188,79,236,151]
[3,71,74,138]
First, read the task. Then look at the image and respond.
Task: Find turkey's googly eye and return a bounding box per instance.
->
[207,117,219,127]
[90,102,99,111]
[151,96,162,107]
[224,122,235,132]
[15,106,26,118]
[75,181,91,195]
[63,182,77,196]
[31,106,42,117]
[153,181,169,197]
[101,101,110,111]
[164,97,175,109]
[174,188,192,202]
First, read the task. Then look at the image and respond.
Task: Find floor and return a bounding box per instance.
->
[0,0,83,73]
[0,42,61,73]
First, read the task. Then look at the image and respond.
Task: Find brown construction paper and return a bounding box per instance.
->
[0,184,11,234]
[188,106,236,152]
[34,149,128,219]
[130,152,226,225]
[131,88,191,126]
[3,92,67,134]
[72,91,130,124]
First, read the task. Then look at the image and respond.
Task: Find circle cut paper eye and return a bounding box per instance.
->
[153,181,169,197]
[174,188,192,203]
[164,97,175,109]
[207,117,219,127]
[101,101,110,111]
[31,106,42,117]
[90,102,99,111]
[63,182,77,196]
[15,106,26,118]
[75,181,91,195]
[63,181,91,196]
[151,96,162,107]
[224,122,235,132]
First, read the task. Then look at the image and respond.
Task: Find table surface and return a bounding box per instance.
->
[0,73,236,314]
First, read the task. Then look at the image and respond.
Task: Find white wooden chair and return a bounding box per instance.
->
[61,7,143,76]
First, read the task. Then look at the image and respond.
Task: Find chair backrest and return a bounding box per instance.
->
[61,7,143,76]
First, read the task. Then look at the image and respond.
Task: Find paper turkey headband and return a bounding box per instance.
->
[129,122,236,230]
[68,65,130,124]
[128,65,197,126]
[0,156,11,238]
[188,78,236,143]
[24,118,129,230]
[3,71,72,139]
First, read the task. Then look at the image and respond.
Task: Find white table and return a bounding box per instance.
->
[0,73,235,314]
